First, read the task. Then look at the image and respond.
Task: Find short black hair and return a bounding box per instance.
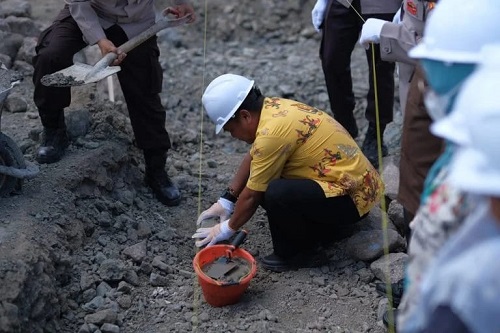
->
[238,86,264,113]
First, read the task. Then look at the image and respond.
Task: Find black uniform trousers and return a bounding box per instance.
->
[32,6,171,152]
[262,178,364,258]
[320,0,396,134]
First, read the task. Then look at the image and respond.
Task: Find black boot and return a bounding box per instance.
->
[376,279,404,308]
[144,150,181,206]
[36,127,69,164]
[383,308,398,331]
[361,122,388,168]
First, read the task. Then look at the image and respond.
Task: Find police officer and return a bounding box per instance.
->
[360,0,437,114]
[360,0,441,231]
[312,0,402,168]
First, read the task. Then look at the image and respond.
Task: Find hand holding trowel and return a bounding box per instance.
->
[41,14,192,88]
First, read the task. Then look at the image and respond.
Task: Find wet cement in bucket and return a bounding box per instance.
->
[202,256,251,284]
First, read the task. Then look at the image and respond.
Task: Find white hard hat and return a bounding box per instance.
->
[431,44,500,145]
[409,0,500,63]
[446,45,500,195]
[202,74,255,134]
[449,146,500,197]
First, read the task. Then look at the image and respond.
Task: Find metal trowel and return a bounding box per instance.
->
[41,14,192,88]
[205,230,248,280]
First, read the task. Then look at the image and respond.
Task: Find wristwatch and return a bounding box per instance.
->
[220,187,238,203]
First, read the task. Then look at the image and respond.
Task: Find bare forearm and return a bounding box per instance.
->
[229,152,251,196]
[228,187,263,231]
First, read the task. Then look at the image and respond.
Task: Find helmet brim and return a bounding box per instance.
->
[450,147,500,196]
[409,43,480,63]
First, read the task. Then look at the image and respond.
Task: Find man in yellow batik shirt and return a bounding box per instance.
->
[193,74,384,272]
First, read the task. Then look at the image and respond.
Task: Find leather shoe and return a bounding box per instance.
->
[361,122,387,168]
[36,128,69,164]
[261,249,328,273]
[145,172,181,206]
[376,280,404,307]
[383,308,398,330]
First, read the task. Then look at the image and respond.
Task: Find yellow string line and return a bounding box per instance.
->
[349,5,395,333]
[192,3,394,332]
[193,1,209,331]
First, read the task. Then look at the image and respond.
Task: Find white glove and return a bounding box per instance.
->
[192,219,236,247]
[392,7,402,24]
[196,198,234,226]
[311,0,328,32]
[359,18,387,49]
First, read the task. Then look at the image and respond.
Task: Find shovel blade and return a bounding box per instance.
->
[41,62,121,87]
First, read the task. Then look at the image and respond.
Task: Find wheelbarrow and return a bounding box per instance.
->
[0,65,39,196]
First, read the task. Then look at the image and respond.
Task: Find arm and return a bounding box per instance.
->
[379,21,419,66]
[228,152,251,197]
[67,0,106,46]
[227,153,263,230]
[193,153,261,246]
[228,187,263,231]
[165,0,196,23]
[68,1,126,64]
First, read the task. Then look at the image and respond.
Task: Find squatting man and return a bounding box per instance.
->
[193,74,384,272]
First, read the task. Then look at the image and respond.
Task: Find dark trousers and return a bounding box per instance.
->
[32,7,171,152]
[398,66,443,216]
[262,178,363,258]
[320,0,396,132]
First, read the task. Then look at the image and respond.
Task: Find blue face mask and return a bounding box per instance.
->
[423,83,462,121]
[420,59,476,119]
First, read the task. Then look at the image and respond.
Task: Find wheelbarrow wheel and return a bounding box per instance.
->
[0,132,25,197]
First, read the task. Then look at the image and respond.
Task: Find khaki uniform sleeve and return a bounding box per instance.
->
[68,0,106,45]
[379,21,418,66]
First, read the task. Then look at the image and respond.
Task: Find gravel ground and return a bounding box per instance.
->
[0,1,406,332]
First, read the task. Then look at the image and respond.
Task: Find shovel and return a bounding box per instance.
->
[41,14,192,88]
[205,230,248,280]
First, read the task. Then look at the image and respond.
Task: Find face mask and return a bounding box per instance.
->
[423,83,462,121]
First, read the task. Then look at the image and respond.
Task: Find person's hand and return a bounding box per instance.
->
[392,7,402,24]
[359,18,387,49]
[163,3,196,23]
[192,219,235,247]
[311,0,328,33]
[196,198,234,226]
[97,38,126,65]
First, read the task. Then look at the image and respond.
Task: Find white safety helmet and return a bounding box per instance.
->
[409,0,500,63]
[446,45,500,196]
[432,44,500,145]
[202,74,255,134]
[450,144,500,197]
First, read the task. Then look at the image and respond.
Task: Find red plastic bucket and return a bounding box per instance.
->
[193,244,257,307]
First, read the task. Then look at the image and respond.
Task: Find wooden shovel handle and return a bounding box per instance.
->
[90,14,192,73]
[118,14,192,54]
